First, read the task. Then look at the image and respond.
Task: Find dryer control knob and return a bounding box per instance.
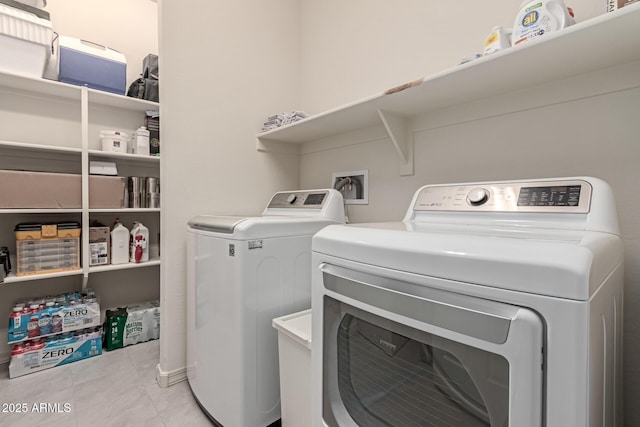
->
[286,194,297,204]
[467,188,490,206]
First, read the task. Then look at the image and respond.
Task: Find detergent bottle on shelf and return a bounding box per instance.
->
[130,222,149,263]
[512,0,575,46]
[483,26,513,55]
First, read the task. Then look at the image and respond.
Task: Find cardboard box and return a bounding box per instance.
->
[9,301,101,344]
[9,334,102,378]
[89,175,126,209]
[89,226,110,266]
[0,170,125,209]
[145,114,160,156]
[606,0,636,12]
[0,170,81,209]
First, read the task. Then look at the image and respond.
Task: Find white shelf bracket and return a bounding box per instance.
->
[377,109,414,176]
[256,137,301,155]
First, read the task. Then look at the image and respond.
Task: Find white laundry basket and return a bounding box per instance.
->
[272,309,312,427]
[0,3,52,78]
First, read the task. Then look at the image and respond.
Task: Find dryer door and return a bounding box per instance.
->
[319,265,544,427]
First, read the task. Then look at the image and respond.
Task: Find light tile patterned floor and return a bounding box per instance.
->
[0,340,213,427]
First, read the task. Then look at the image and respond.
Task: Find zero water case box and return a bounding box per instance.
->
[9,333,102,378]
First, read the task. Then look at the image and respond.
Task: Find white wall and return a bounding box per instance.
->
[158,0,300,379]
[299,0,604,114]
[46,0,158,89]
[297,1,640,424]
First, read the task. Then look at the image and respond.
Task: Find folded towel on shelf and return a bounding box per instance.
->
[261,111,309,132]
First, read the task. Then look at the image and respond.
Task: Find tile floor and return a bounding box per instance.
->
[0,340,213,427]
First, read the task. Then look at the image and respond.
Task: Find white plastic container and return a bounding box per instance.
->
[512,0,575,46]
[0,3,53,78]
[110,221,129,265]
[13,1,47,9]
[133,126,150,156]
[272,309,312,427]
[100,130,129,153]
[483,26,512,55]
[130,221,149,263]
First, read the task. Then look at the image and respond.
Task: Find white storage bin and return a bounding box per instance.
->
[272,309,312,427]
[100,130,129,153]
[0,3,52,78]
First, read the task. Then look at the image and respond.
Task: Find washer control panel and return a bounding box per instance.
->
[267,190,328,209]
[413,180,591,213]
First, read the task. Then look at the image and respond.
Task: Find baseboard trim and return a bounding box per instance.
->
[0,351,10,365]
[155,363,187,388]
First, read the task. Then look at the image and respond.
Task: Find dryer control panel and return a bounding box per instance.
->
[413,179,592,213]
[267,190,329,209]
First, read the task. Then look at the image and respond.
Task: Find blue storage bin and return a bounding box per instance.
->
[59,36,126,95]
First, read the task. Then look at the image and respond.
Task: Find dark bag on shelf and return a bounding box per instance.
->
[127,53,159,102]
[127,76,159,102]
[143,54,158,80]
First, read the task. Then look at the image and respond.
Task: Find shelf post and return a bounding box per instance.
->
[81,87,90,289]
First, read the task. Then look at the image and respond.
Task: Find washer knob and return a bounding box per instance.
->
[467,188,490,206]
[286,194,298,204]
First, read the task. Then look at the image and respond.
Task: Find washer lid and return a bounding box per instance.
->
[188,215,342,239]
[187,216,249,234]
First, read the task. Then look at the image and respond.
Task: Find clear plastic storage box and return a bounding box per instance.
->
[15,222,81,276]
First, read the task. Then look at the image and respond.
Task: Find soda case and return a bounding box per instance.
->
[9,328,102,378]
[104,301,160,351]
[8,291,101,344]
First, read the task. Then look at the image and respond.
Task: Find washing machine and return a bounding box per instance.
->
[186,189,344,427]
[311,177,623,426]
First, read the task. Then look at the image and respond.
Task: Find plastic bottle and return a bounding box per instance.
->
[10,306,23,329]
[11,343,26,356]
[38,302,54,335]
[511,0,575,46]
[27,315,40,338]
[133,126,150,156]
[483,26,512,55]
[51,312,63,333]
[30,339,45,351]
[130,221,150,263]
[111,220,130,265]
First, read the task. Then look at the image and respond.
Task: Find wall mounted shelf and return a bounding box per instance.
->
[256,4,640,176]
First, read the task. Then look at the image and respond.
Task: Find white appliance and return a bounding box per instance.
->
[312,177,623,427]
[186,189,345,427]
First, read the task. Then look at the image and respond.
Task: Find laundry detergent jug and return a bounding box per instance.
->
[129,222,149,263]
[512,0,575,46]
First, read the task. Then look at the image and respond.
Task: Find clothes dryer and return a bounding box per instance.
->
[187,189,344,427]
[312,177,623,427]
